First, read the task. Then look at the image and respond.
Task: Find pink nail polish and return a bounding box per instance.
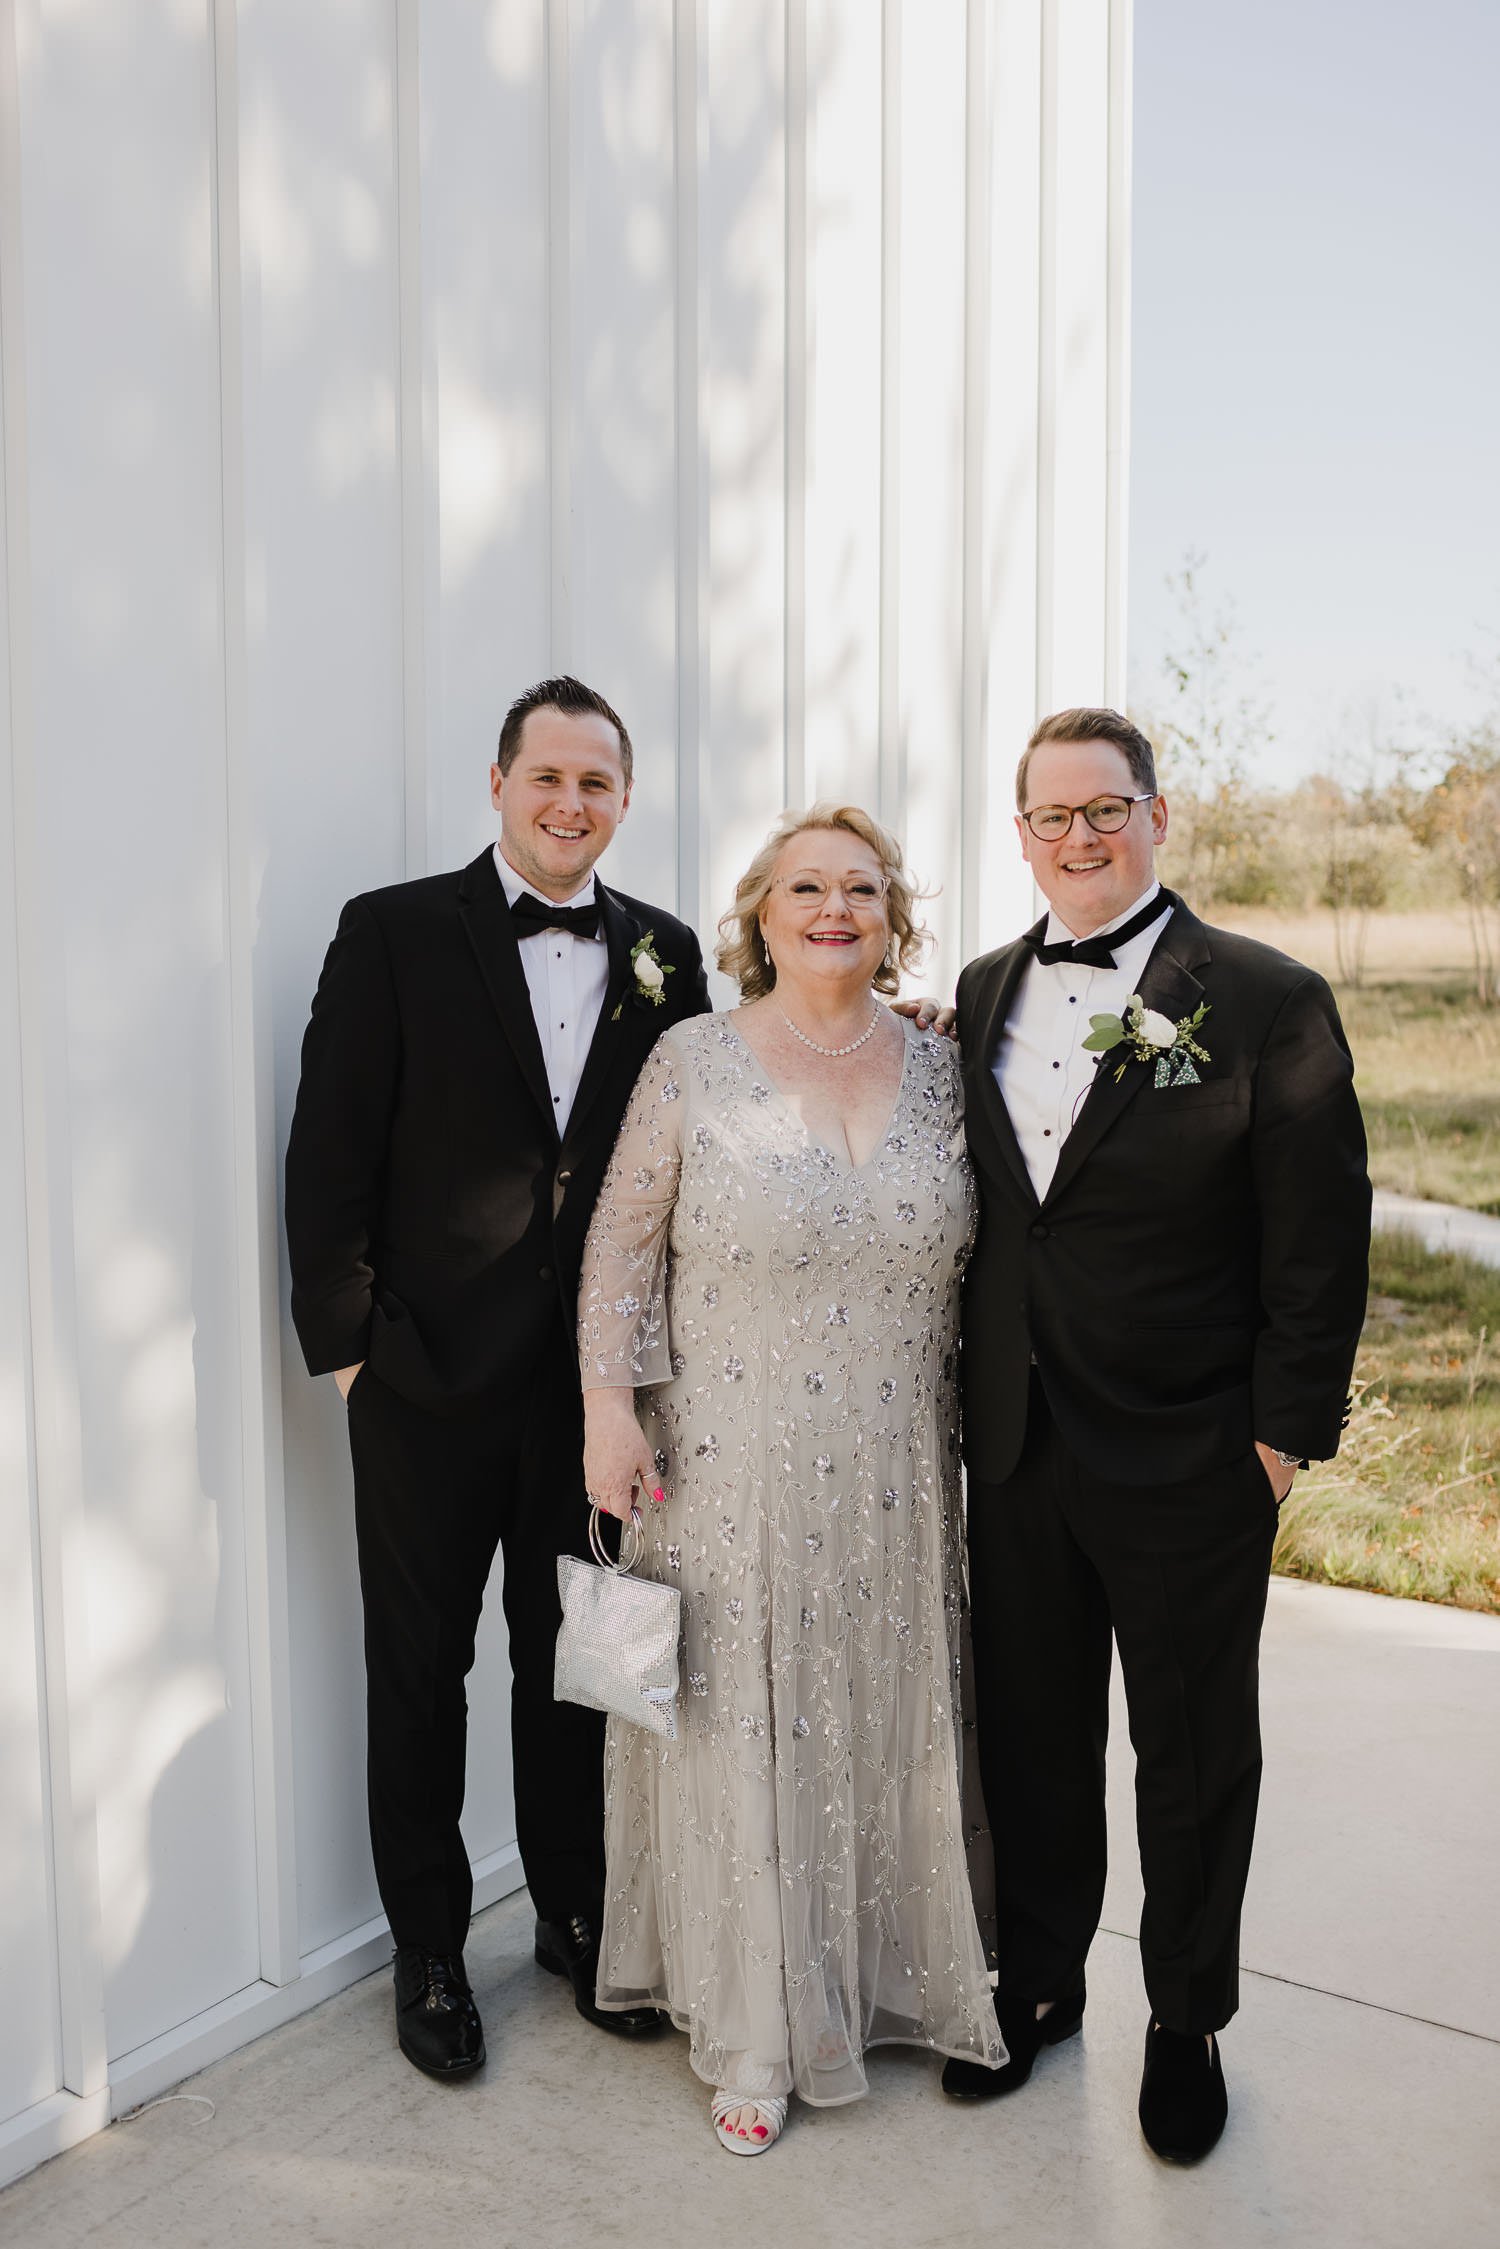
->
[653,1486,666,1505]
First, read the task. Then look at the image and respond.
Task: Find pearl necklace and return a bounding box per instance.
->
[779,1001,882,1058]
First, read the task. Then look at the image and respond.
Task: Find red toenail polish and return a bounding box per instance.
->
[752,2126,768,2138]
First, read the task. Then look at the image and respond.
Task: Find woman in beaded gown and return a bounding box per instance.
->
[579,806,1002,2152]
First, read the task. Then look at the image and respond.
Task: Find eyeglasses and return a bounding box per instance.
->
[1022,793,1156,841]
[775,875,890,910]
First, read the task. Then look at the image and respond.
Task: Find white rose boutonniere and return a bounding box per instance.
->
[1083,993,1212,1088]
[613,930,675,1019]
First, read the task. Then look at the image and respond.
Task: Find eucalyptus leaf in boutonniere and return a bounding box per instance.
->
[612,930,674,1020]
[1082,994,1212,1088]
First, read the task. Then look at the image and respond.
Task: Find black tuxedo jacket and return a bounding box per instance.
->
[956,897,1370,1488]
[285,848,710,1410]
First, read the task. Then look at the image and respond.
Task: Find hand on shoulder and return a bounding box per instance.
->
[891,997,958,1042]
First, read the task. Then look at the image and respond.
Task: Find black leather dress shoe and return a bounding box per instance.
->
[534,1914,668,2037]
[1138,2019,1228,2161]
[393,1948,485,2078]
[941,1983,1086,2100]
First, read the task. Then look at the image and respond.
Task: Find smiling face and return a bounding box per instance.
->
[1017,738,1168,936]
[758,826,891,1003]
[490,707,630,900]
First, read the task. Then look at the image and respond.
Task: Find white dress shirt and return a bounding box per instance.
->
[994,881,1172,1197]
[494,846,610,1129]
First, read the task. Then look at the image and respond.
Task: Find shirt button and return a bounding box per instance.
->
[1043,1129,1052,1138]
[1051,1060,1060,1070]
[1068,995,1078,1004]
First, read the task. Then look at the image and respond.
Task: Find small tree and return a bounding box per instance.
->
[1320,848,1388,987]
[1415,738,1500,1004]
[1148,554,1276,907]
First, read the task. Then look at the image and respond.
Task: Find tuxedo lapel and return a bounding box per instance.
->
[1042,906,1211,1207]
[563,882,642,1144]
[456,850,559,1138]
[963,938,1039,1208]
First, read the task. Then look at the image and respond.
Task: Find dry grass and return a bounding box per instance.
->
[1213,905,1479,984]
[1210,909,1498,1215]
[1274,1231,1500,1613]
[1339,982,1500,1215]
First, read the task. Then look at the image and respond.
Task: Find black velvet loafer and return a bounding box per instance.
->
[1138,2019,1228,2161]
[393,1947,485,2078]
[534,1914,668,2037]
[941,1982,1086,2100]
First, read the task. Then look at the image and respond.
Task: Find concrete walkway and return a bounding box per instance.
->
[1372,1185,1500,1266]
[4,1578,1498,2249]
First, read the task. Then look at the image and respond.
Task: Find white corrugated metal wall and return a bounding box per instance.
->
[0,0,1129,2182]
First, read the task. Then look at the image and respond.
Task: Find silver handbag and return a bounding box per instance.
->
[555,1505,682,1741]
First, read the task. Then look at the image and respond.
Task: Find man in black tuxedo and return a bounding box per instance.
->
[285,676,709,2077]
[943,708,1369,2159]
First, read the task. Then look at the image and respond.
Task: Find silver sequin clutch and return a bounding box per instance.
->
[555,1506,682,1741]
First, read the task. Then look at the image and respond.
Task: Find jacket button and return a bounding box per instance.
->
[538,1266,553,1282]
[1029,1221,1050,1241]
[558,1170,572,1184]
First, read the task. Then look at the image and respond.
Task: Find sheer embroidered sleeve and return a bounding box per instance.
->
[578,1028,685,1390]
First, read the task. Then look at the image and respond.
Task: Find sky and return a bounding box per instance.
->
[1128,0,1500,786]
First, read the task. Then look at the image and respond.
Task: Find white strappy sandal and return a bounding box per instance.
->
[711,2089,789,2155]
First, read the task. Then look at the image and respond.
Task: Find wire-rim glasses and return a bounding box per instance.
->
[1022,793,1156,841]
[774,874,890,910]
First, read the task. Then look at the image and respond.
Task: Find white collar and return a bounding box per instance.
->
[493,844,600,917]
[1043,878,1164,949]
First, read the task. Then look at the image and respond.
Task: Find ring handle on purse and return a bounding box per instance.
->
[587,1498,644,1574]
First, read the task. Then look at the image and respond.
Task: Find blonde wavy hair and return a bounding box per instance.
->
[715,803,932,1002]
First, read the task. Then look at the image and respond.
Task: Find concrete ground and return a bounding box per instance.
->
[1372,1185,1500,1266]
[4,1577,1498,2249]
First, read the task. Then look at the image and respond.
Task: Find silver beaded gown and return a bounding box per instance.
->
[577,1010,1003,2105]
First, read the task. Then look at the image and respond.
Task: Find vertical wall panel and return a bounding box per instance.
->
[699,0,788,937]
[15,0,259,2059]
[896,0,968,997]
[972,0,1045,955]
[0,152,59,2118]
[802,0,881,809]
[567,0,681,899]
[1040,0,1111,707]
[424,0,551,874]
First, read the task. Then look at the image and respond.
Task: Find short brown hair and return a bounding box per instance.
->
[496,675,633,788]
[716,804,931,1002]
[1016,707,1157,810]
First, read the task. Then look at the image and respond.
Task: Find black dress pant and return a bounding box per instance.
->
[967,1374,1278,2035]
[346,1320,604,1957]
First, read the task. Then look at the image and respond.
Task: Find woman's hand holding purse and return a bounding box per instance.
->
[582,1387,666,1521]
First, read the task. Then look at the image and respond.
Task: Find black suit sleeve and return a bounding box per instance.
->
[284,896,402,1376]
[1249,973,1370,1460]
[676,926,712,1020]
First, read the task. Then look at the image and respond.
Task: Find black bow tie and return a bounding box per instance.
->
[510,891,601,940]
[1022,889,1174,970]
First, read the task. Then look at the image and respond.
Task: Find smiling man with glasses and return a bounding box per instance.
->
[947,706,1370,2165]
